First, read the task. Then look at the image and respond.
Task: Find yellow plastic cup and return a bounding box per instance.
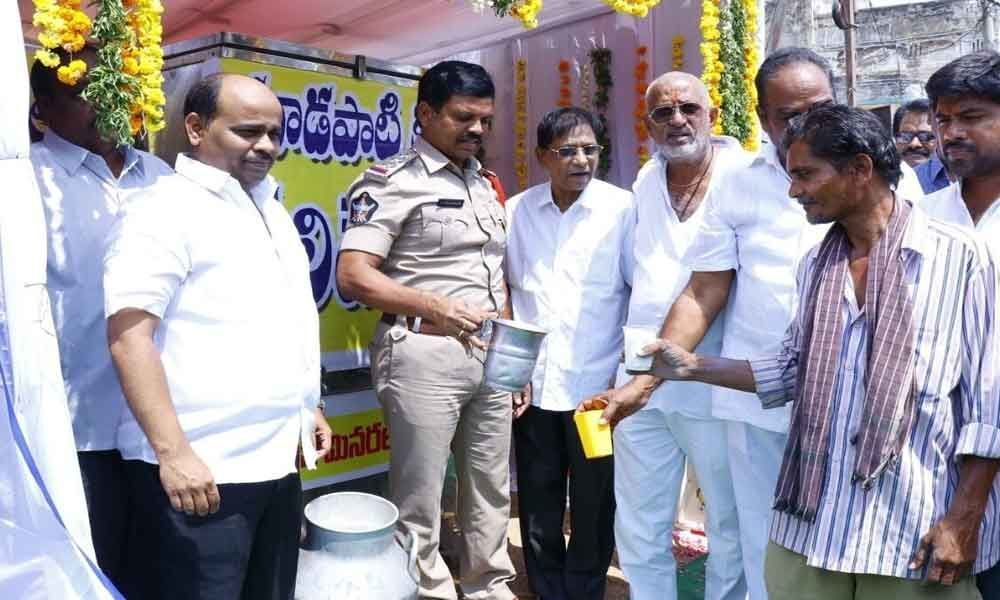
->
[574,410,613,459]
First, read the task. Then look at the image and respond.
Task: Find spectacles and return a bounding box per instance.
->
[548,144,603,159]
[648,103,704,124]
[895,131,936,144]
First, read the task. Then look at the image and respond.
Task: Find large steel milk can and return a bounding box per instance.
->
[295,492,418,599]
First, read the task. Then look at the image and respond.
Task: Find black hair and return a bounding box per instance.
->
[182,73,227,124]
[892,98,931,135]
[536,107,604,149]
[417,60,495,112]
[926,50,1000,108]
[29,45,97,100]
[755,47,835,110]
[782,103,902,187]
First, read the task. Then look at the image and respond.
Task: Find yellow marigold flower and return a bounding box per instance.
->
[56,59,86,85]
[34,49,61,68]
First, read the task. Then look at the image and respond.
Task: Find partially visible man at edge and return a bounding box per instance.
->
[583,47,923,600]
[920,49,1000,600]
[29,44,173,594]
[336,61,516,600]
[104,73,331,600]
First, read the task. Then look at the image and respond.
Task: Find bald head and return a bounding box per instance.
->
[184,73,283,192]
[646,71,710,108]
[644,71,717,162]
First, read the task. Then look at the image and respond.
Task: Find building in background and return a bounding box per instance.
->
[767,0,996,115]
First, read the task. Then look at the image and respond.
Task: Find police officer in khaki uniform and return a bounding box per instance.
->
[337,61,515,600]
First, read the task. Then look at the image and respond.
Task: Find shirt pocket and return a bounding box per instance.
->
[420,205,472,252]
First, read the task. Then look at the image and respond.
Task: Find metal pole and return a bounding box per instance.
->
[844,0,857,106]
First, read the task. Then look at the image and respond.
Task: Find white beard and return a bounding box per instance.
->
[658,139,703,160]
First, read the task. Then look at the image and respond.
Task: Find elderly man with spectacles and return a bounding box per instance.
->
[504,106,634,600]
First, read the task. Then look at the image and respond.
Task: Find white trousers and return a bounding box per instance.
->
[614,408,746,600]
[726,421,787,600]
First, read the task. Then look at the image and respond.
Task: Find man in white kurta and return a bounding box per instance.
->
[506,107,633,600]
[608,73,753,600]
[0,2,115,597]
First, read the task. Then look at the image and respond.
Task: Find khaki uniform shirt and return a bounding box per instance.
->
[340,137,507,312]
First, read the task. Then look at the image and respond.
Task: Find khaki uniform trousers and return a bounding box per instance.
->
[371,322,516,600]
[765,541,983,600]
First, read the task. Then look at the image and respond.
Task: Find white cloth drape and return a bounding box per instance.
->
[0,3,117,597]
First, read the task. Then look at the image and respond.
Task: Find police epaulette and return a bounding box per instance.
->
[364,148,419,183]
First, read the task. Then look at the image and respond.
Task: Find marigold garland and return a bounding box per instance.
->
[33,0,167,146]
[590,48,613,179]
[514,58,529,190]
[32,0,92,85]
[602,0,661,17]
[634,45,650,167]
[700,0,724,134]
[700,0,760,149]
[672,35,685,71]
[557,59,573,108]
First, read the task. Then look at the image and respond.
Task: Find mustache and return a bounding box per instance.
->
[945,140,976,154]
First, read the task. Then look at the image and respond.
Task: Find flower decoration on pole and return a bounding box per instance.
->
[474,0,543,29]
[634,45,650,167]
[590,48,613,180]
[602,0,662,17]
[32,0,93,85]
[514,58,530,190]
[32,0,167,147]
[557,59,573,108]
[672,35,685,71]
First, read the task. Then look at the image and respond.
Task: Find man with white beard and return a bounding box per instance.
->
[580,72,751,600]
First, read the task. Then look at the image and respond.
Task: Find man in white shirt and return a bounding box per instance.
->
[505,107,633,599]
[580,72,752,600]
[921,50,1000,600]
[590,48,921,600]
[28,45,173,593]
[104,74,331,600]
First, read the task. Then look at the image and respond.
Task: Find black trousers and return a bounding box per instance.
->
[78,450,132,595]
[513,406,616,600]
[979,560,1000,600]
[124,460,302,600]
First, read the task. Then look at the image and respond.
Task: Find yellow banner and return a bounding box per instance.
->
[219,58,418,371]
[302,408,391,484]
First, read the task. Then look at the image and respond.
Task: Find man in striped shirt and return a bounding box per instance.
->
[920,49,1000,600]
[643,104,1000,599]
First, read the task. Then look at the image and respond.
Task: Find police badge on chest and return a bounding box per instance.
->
[349,192,380,225]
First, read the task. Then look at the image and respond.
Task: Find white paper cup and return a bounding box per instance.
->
[623,326,657,373]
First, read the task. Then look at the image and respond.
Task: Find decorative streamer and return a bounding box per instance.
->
[634,45,650,167]
[514,58,529,190]
[672,35,685,71]
[557,59,573,108]
[590,48,613,180]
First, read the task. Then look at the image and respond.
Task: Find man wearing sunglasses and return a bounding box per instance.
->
[580,72,751,600]
[505,106,633,600]
[586,48,922,600]
[893,98,937,168]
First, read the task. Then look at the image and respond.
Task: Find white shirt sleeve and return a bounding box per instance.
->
[104,193,189,319]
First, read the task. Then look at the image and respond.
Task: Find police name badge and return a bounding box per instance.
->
[349,192,380,225]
